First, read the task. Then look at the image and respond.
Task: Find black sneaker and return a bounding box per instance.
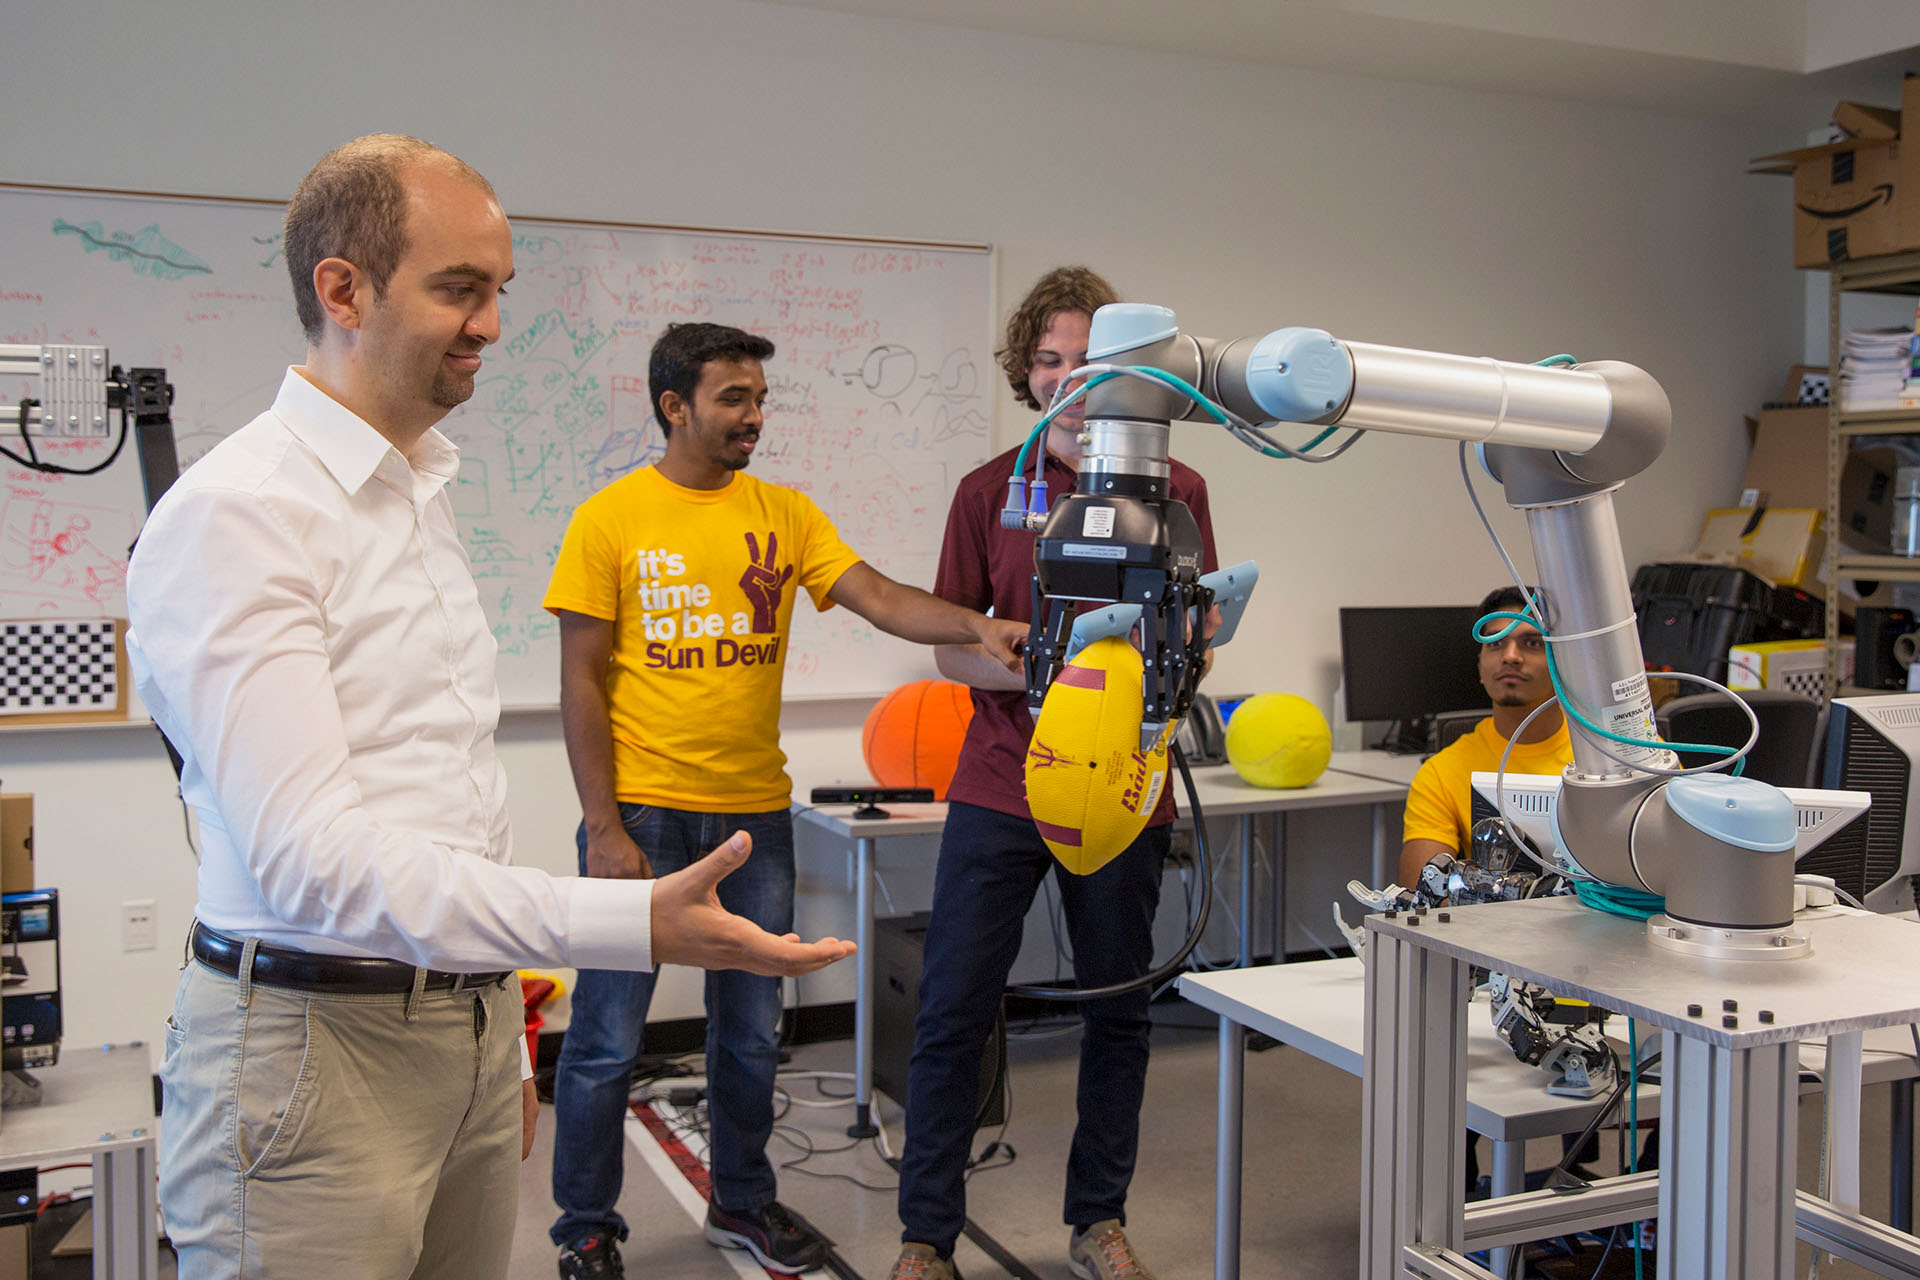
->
[558,1231,624,1279]
[703,1200,828,1274]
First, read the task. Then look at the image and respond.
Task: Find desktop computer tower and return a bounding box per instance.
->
[873,912,1006,1128]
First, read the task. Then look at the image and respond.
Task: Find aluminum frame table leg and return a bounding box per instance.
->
[1270,813,1288,964]
[1215,1016,1246,1280]
[1488,1140,1524,1278]
[1360,926,1470,1280]
[1372,802,1390,889]
[1237,815,1254,969]
[1894,1078,1915,1233]
[95,1141,158,1280]
[849,834,878,1138]
[1658,1029,1797,1279]
[1827,1031,1865,1218]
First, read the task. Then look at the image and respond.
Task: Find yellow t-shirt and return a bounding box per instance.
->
[1402,716,1574,854]
[543,466,863,811]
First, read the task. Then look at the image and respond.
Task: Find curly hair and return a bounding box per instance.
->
[284,134,494,344]
[996,266,1119,411]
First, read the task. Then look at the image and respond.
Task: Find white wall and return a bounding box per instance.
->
[0,0,1804,1048]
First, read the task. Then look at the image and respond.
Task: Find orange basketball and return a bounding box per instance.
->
[862,679,976,798]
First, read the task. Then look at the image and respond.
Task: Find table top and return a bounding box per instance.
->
[1178,956,1920,1143]
[1326,749,1428,787]
[1369,897,1920,1049]
[792,758,1410,840]
[0,1043,156,1164]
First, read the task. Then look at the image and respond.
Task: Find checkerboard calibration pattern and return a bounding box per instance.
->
[0,620,120,716]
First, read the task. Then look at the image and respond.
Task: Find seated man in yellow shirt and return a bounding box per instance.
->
[1399,586,1571,888]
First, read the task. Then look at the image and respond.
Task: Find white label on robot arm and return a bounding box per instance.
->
[1600,676,1666,768]
[1083,506,1115,538]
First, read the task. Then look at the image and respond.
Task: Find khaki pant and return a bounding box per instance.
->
[160,957,522,1279]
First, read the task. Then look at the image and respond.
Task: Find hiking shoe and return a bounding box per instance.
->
[703,1199,827,1274]
[557,1230,624,1279]
[1069,1220,1155,1280]
[887,1242,960,1280]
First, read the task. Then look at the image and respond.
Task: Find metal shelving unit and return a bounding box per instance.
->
[1826,249,1920,696]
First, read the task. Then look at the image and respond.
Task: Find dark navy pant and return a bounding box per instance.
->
[897,801,1167,1254]
[550,805,793,1245]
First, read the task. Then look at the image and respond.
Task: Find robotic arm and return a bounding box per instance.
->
[1019,303,1805,949]
[0,344,178,510]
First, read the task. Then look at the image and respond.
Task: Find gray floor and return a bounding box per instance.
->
[503,989,1920,1280]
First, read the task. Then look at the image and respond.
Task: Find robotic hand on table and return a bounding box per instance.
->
[1014,301,1817,962]
[1340,821,1615,1097]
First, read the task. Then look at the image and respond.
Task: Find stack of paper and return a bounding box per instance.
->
[1839,326,1911,410]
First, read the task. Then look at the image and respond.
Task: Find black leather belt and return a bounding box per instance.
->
[190,922,511,995]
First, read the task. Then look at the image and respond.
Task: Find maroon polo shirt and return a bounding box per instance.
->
[933,443,1219,825]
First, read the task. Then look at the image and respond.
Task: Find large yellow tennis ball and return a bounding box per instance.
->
[1225,693,1332,788]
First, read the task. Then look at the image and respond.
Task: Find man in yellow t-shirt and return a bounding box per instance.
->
[543,323,1026,1280]
[1399,585,1572,887]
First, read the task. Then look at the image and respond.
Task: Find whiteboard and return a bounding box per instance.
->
[0,184,995,705]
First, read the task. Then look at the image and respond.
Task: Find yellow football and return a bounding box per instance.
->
[1024,637,1169,875]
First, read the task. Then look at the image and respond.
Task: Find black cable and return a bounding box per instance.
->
[1006,740,1212,1001]
[178,795,199,863]
[1544,1045,1660,1191]
[1583,1225,1621,1280]
[0,394,132,477]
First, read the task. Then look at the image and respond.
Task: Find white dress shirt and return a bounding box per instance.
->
[127,368,652,972]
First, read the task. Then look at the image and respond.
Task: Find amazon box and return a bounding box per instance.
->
[1751,77,1920,267]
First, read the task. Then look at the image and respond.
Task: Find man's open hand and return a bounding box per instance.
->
[651,832,856,975]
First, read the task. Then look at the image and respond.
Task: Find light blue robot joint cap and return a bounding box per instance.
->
[1664,774,1797,852]
[1243,327,1354,424]
[1087,303,1179,361]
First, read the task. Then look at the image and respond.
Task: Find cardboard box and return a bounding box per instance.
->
[1728,638,1853,702]
[1781,364,1831,406]
[0,1223,26,1280]
[1741,409,1913,551]
[0,798,28,897]
[1693,507,1825,587]
[1751,77,1920,267]
[1837,101,1902,141]
[1743,406,1827,508]
[1840,445,1901,550]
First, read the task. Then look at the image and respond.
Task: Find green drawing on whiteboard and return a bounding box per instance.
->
[52,219,212,279]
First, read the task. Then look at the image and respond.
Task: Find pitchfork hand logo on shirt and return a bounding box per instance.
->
[739,532,794,634]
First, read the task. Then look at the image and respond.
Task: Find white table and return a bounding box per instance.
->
[1179,952,1920,1280]
[0,1042,159,1279]
[1360,901,1920,1280]
[792,759,1410,1137]
[1326,748,1427,788]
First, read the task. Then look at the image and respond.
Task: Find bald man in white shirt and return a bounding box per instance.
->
[125,135,853,1280]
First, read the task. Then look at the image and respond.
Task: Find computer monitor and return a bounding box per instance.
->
[1821,694,1920,910]
[1339,605,1490,726]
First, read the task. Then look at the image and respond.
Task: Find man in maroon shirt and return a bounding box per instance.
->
[889,268,1217,1280]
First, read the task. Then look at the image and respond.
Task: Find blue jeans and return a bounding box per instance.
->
[897,801,1166,1254]
[550,805,793,1245]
